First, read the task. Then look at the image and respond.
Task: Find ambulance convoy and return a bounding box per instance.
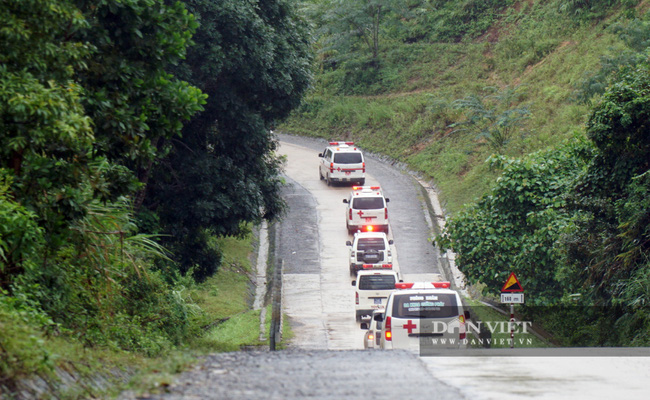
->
[318,141,469,351]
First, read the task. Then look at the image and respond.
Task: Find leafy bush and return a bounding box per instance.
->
[451,86,531,151]
[437,139,589,304]
[11,198,199,357]
[338,58,384,95]
[0,172,44,285]
[575,17,650,102]
[0,289,56,380]
[422,0,513,42]
[558,0,628,20]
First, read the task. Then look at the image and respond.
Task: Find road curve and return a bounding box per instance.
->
[119,135,650,400]
[276,135,444,350]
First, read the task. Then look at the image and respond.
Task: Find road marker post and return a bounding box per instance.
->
[500,272,524,349]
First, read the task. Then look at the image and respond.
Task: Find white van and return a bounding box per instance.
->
[361,310,384,349]
[343,186,389,234]
[345,231,393,274]
[377,282,469,353]
[352,270,399,322]
[318,142,365,186]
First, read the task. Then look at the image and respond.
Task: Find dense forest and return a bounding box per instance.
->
[1,0,311,387]
[283,0,650,345]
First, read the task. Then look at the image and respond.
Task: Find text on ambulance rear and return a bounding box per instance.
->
[379,285,467,351]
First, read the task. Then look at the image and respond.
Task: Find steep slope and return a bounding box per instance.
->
[282,0,648,213]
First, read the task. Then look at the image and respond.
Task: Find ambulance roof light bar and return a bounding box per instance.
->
[352,186,381,191]
[395,282,451,289]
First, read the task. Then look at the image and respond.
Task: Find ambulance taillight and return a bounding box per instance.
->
[385,316,392,341]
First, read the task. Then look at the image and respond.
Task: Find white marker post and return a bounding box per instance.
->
[500,273,525,349]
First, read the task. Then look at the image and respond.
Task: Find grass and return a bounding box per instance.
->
[189,235,255,324]
[281,0,647,214]
[197,306,270,352]
[0,230,288,399]
[116,233,279,397]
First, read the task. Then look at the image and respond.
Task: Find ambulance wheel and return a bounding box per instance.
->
[358,178,365,185]
[319,170,324,180]
[326,175,332,186]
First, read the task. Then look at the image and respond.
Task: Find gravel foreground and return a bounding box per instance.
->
[121,350,464,400]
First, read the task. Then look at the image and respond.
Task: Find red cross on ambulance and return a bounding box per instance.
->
[402,320,417,334]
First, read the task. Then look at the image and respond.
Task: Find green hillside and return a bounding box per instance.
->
[283,0,646,212]
[283,0,650,345]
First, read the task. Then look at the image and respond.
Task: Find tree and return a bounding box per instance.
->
[437,143,587,304]
[568,59,650,302]
[144,0,313,280]
[452,86,530,151]
[0,0,213,362]
[315,0,394,60]
[439,59,650,343]
[0,0,93,284]
[71,0,206,202]
[1,0,205,284]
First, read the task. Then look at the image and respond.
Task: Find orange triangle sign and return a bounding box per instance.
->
[501,272,524,292]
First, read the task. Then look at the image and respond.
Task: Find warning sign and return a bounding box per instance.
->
[501,272,524,293]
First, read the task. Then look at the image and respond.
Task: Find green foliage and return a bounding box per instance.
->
[1,0,304,390]
[312,0,396,59]
[0,0,94,285]
[452,86,531,151]
[558,0,628,20]
[424,0,513,42]
[14,197,199,356]
[337,56,385,95]
[440,57,650,342]
[566,59,650,305]
[584,59,650,196]
[492,3,568,72]
[437,141,589,304]
[0,289,57,380]
[72,0,206,201]
[576,17,650,102]
[197,307,268,352]
[0,0,90,79]
[145,0,313,281]
[0,172,43,282]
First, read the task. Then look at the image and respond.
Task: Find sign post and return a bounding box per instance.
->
[500,272,524,349]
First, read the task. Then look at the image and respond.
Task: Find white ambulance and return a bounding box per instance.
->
[361,310,384,349]
[343,186,390,234]
[318,141,365,186]
[377,282,469,352]
[351,270,400,322]
[345,231,393,274]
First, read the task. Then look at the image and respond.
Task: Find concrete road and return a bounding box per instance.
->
[276,134,650,400]
[123,134,650,400]
[276,136,444,350]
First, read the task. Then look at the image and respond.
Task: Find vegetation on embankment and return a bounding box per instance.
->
[1,0,308,396]
[283,0,650,345]
[0,233,271,398]
[283,0,642,212]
